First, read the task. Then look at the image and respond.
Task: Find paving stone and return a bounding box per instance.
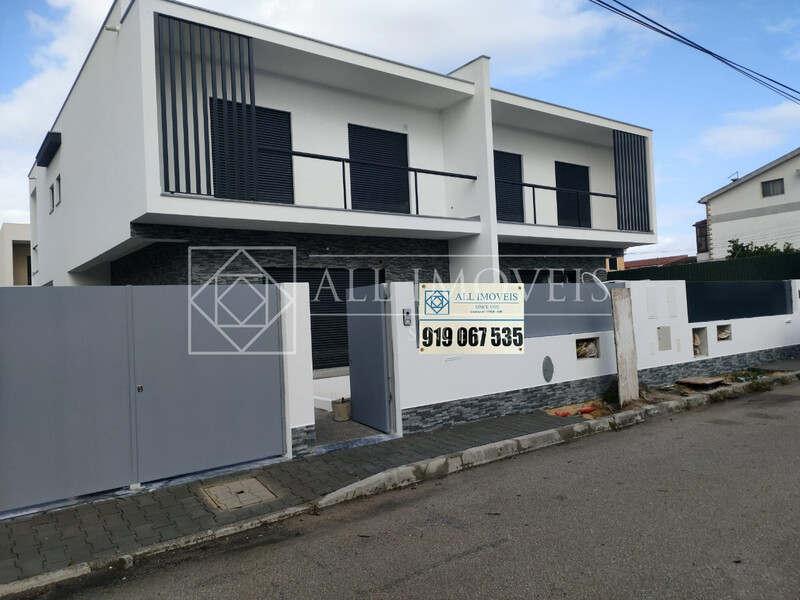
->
[114,536,141,552]
[86,536,116,553]
[0,557,21,581]
[16,560,45,578]
[133,524,158,542]
[153,525,180,541]
[123,512,150,528]
[66,547,94,564]
[81,524,108,539]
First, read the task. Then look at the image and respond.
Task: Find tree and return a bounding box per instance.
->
[726,238,797,259]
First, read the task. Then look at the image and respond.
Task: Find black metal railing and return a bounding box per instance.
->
[496,179,616,228]
[257,146,477,215]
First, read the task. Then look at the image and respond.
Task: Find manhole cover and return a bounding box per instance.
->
[203,478,276,510]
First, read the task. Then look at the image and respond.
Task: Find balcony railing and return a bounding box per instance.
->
[256,146,476,215]
[496,179,617,229]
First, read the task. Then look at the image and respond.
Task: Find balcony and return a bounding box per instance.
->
[149,13,480,239]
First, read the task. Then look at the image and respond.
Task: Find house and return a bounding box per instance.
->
[0,223,32,286]
[698,146,800,262]
[28,0,656,371]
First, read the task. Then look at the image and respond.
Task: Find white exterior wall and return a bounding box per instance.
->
[255,72,449,216]
[386,280,800,419]
[31,0,150,285]
[279,283,315,455]
[387,282,616,422]
[626,280,693,368]
[706,159,800,260]
[493,125,617,229]
[626,280,800,368]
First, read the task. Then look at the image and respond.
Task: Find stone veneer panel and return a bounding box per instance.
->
[401,345,800,434]
[291,424,316,458]
[498,242,621,282]
[111,224,451,285]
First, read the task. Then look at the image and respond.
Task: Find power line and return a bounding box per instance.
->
[588,0,800,105]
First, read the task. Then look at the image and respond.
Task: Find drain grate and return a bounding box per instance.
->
[202,478,276,510]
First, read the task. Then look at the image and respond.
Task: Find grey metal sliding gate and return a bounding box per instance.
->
[0,286,284,514]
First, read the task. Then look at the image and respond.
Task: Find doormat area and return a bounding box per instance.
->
[202,478,277,510]
[314,408,382,446]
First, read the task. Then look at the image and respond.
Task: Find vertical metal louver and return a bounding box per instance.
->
[494,150,524,223]
[613,130,650,232]
[348,125,410,214]
[155,14,257,198]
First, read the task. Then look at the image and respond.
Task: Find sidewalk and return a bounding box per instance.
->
[2,365,799,597]
[0,410,580,591]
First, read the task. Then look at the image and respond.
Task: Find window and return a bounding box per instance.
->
[695,221,708,253]
[761,178,784,197]
[49,184,55,213]
[555,161,591,228]
[56,175,61,206]
[494,150,524,223]
[210,100,294,204]
[348,124,410,214]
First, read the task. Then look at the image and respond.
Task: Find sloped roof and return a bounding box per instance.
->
[699,146,800,204]
[625,255,695,269]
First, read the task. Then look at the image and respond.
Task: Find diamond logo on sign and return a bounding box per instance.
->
[424,289,450,315]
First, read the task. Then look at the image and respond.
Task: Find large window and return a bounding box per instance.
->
[761,178,784,197]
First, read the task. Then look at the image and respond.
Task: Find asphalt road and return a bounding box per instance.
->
[39,384,800,599]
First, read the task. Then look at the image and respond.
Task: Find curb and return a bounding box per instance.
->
[3,370,798,598]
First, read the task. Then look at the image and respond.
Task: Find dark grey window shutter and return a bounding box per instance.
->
[211,99,293,204]
[494,150,524,222]
[348,124,410,213]
[555,161,591,228]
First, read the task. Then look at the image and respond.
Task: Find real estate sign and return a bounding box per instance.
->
[418,283,524,354]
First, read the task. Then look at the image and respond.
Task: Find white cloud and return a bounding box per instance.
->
[765,17,799,34]
[694,101,800,158]
[193,0,628,78]
[0,0,109,224]
[783,41,800,61]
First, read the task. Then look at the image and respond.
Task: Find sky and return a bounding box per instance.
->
[0,0,799,258]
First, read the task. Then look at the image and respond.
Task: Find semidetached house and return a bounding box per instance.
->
[28,0,656,370]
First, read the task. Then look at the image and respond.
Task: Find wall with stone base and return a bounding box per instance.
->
[401,344,800,435]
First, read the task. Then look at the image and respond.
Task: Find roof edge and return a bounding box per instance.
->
[699,145,800,204]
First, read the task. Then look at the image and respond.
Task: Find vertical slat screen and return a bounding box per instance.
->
[155,14,256,198]
[613,130,650,232]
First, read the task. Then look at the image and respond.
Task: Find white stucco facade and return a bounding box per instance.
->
[699,147,800,261]
[28,0,656,287]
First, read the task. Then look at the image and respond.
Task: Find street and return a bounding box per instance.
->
[38,384,800,599]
